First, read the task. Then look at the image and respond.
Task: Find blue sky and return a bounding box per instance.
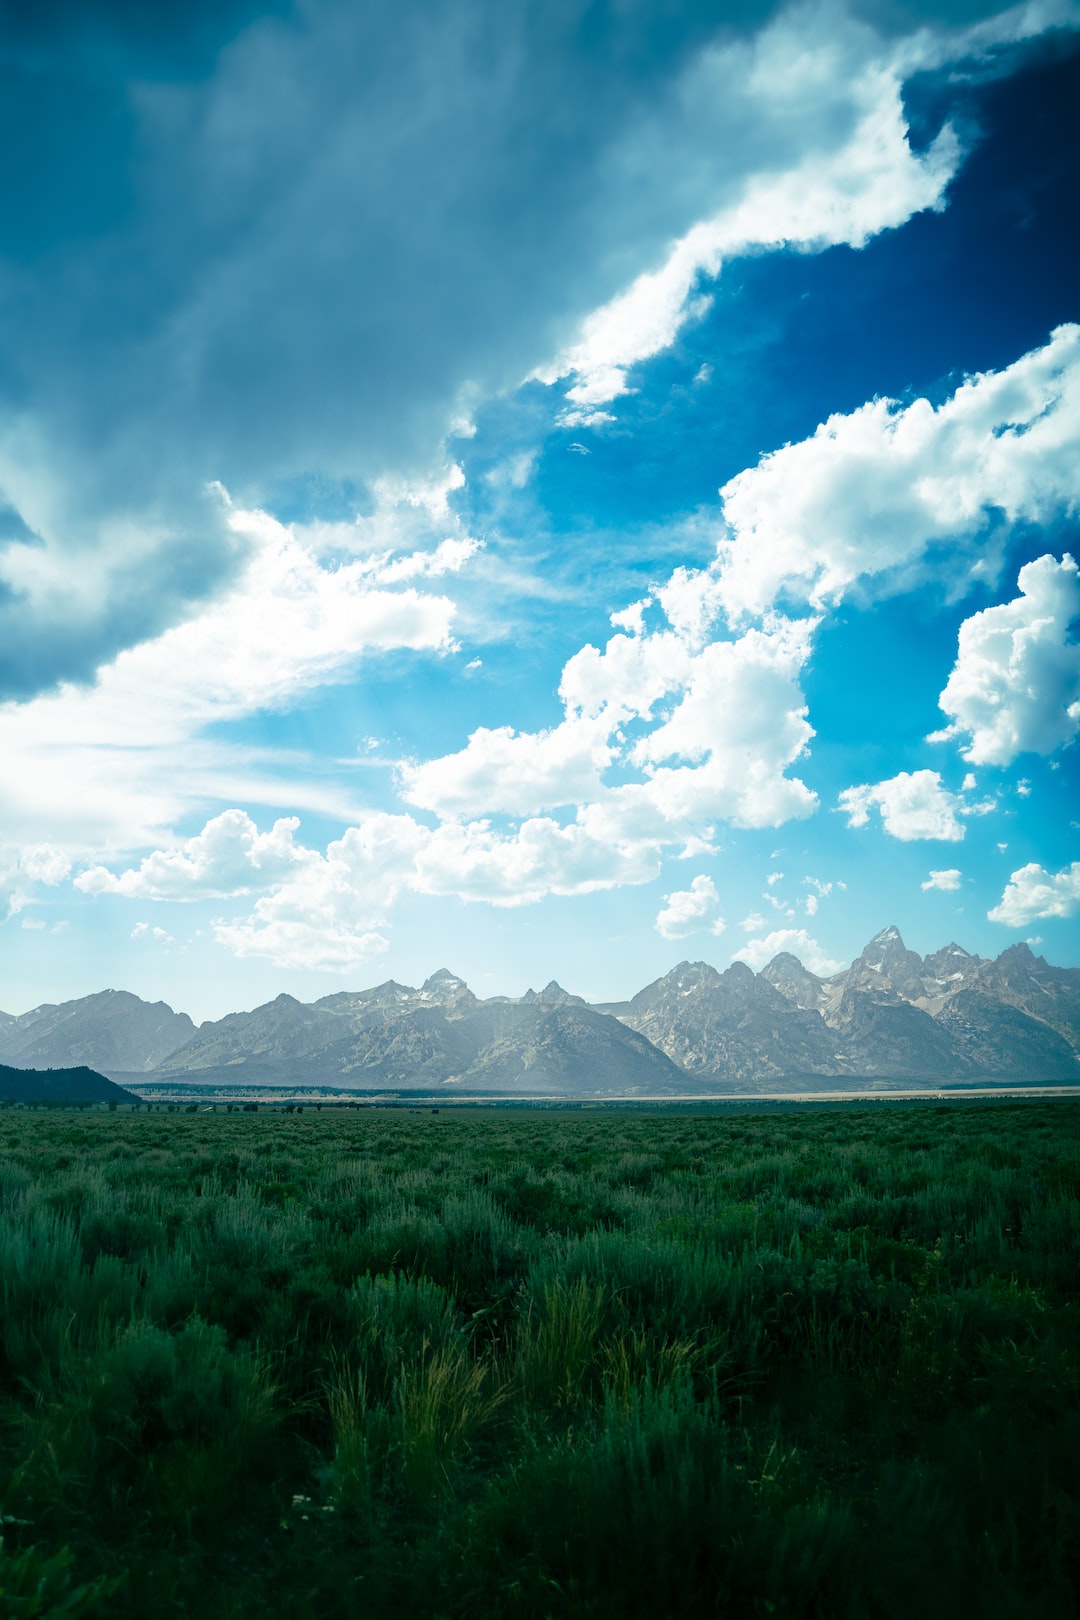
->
[1,0,1078,1021]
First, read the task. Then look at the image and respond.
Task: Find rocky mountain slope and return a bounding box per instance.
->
[0,990,195,1074]
[758,928,1080,1081]
[149,971,685,1092]
[599,960,852,1084]
[4,930,1078,1090]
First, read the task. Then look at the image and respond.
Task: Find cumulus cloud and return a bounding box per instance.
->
[76,810,305,900]
[403,581,818,890]
[214,814,432,971]
[930,553,1080,764]
[922,868,963,891]
[414,817,658,907]
[0,844,73,920]
[217,813,660,970]
[86,806,660,970]
[838,770,968,841]
[733,928,843,975]
[655,875,726,940]
[988,860,1080,925]
[540,322,1080,822]
[400,718,614,819]
[18,846,72,887]
[712,324,1080,621]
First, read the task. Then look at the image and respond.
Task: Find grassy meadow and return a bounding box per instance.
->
[1,1101,1078,1617]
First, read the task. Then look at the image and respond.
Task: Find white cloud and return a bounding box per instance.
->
[803,875,833,916]
[922,868,963,891]
[55,582,819,965]
[4,0,1075,725]
[214,814,431,972]
[18,846,72,887]
[77,810,305,900]
[400,717,614,819]
[628,619,817,817]
[370,536,481,585]
[713,324,1080,621]
[930,553,1080,764]
[988,860,1080,926]
[540,5,966,411]
[0,498,474,853]
[733,928,842,975]
[0,844,73,920]
[218,915,391,975]
[610,599,650,636]
[655,875,726,940]
[414,817,659,907]
[560,625,694,725]
[410,599,818,859]
[838,770,968,842]
[21,916,46,931]
[90,805,660,971]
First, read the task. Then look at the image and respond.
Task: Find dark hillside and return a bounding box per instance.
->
[0,1062,140,1104]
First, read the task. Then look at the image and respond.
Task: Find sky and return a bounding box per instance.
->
[1,0,1078,1023]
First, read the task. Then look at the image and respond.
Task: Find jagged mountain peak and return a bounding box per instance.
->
[670,960,724,988]
[923,942,981,983]
[764,951,806,971]
[761,952,827,1012]
[419,969,477,1009]
[858,925,917,962]
[850,925,927,999]
[724,960,758,985]
[314,981,418,1013]
[625,961,717,1009]
[522,981,585,1007]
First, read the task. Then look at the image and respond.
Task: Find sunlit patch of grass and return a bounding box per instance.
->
[514,1276,609,1409]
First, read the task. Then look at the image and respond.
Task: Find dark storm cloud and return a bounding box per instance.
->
[0,0,1031,698]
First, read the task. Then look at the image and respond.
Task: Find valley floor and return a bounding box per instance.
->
[1,1103,1078,1617]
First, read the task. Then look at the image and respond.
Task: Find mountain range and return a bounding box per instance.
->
[2,929,1078,1093]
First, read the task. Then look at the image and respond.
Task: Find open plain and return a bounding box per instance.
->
[1,1100,1078,1617]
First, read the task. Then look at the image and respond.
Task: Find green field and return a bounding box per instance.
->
[1,1103,1078,1617]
